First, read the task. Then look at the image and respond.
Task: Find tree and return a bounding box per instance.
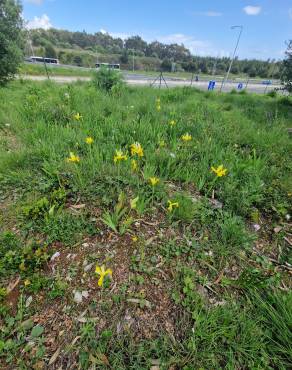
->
[73,55,82,66]
[182,61,197,73]
[160,58,172,72]
[119,50,129,64]
[248,66,257,78]
[281,41,292,93]
[44,43,57,58]
[125,36,147,54]
[0,0,23,85]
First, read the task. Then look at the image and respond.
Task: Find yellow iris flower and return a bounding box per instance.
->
[130,142,144,157]
[114,149,127,163]
[167,200,179,212]
[181,133,192,142]
[149,177,160,186]
[24,279,31,287]
[73,112,82,120]
[156,98,161,111]
[35,248,42,257]
[131,159,138,171]
[169,120,176,126]
[19,262,26,271]
[95,265,113,287]
[211,165,228,177]
[86,137,94,144]
[130,196,139,209]
[67,152,80,163]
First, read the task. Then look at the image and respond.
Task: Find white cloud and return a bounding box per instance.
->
[99,28,131,40]
[111,32,132,40]
[156,33,227,56]
[158,33,209,52]
[193,11,222,17]
[289,8,292,19]
[243,6,262,15]
[26,14,52,30]
[205,11,222,17]
[99,30,214,55]
[98,29,228,57]
[25,0,44,5]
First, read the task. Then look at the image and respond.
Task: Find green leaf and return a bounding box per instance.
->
[19,318,34,331]
[31,325,44,338]
[130,196,139,209]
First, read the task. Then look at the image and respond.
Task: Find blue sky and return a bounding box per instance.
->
[23,0,292,60]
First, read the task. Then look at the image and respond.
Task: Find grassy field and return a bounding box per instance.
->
[20,62,260,83]
[20,63,94,77]
[20,62,204,79]
[0,80,291,369]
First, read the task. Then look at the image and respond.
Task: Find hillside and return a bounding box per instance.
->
[26,28,282,77]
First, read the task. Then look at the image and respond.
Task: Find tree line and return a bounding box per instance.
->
[27,28,282,78]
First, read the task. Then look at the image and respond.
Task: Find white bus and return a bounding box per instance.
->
[95,63,120,70]
[28,56,59,64]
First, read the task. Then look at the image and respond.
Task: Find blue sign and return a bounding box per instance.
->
[208,80,216,90]
[238,82,243,90]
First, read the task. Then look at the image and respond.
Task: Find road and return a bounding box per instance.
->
[22,74,282,94]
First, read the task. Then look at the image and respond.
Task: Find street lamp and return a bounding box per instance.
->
[220,25,243,92]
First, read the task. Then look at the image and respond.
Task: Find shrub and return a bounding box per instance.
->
[168,193,197,223]
[22,188,67,221]
[279,96,292,107]
[238,89,247,95]
[266,90,277,98]
[0,232,50,277]
[92,67,124,92]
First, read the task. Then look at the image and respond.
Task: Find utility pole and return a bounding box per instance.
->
[245,77,250,90]
[43,59,50,80]
[212,55,219,76]
[26,29,35,59]
[220,25,243,92]
[28,39,34,58]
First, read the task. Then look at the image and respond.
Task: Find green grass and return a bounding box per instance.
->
[19,63,94,77]
[0,80,291,369]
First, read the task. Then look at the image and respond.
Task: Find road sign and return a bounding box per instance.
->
[208,80,216,90]
[238,82,243,90]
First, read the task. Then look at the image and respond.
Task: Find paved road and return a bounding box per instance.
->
[22,74,282,94]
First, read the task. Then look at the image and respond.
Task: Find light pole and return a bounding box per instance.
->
[212,54,219,76]
[220,25,243,92]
